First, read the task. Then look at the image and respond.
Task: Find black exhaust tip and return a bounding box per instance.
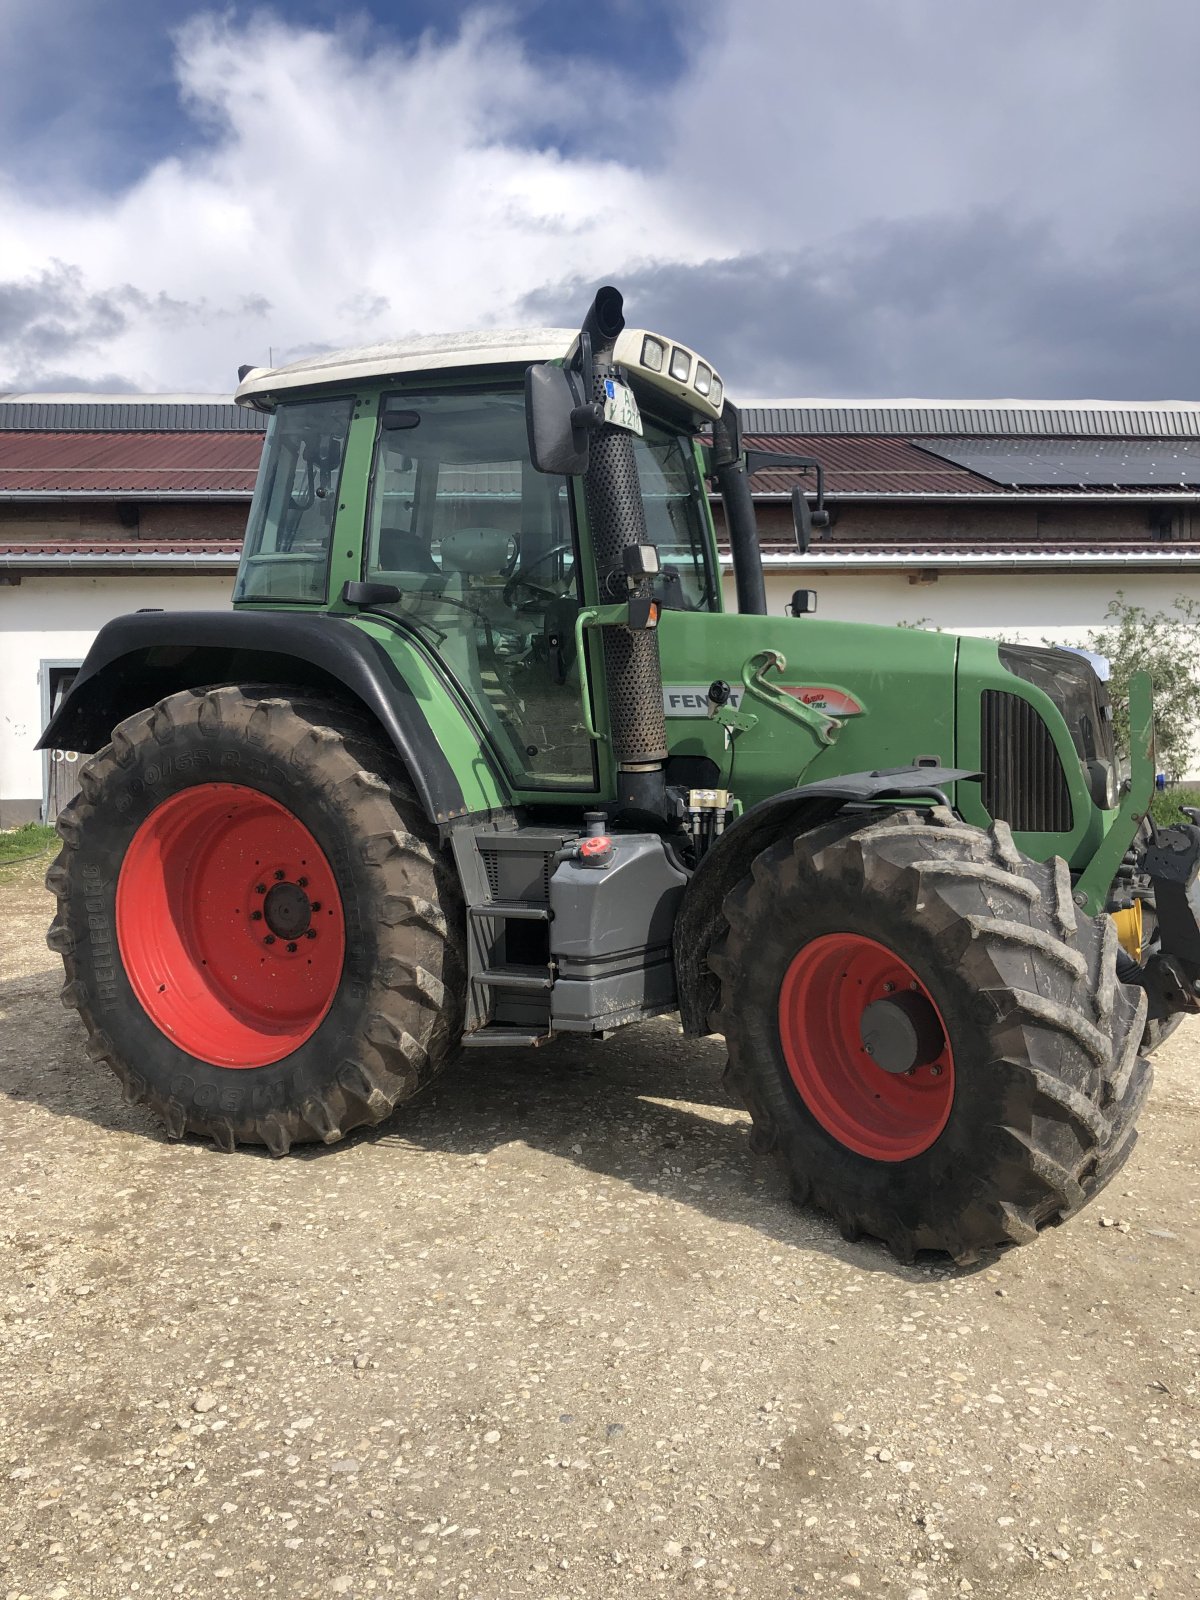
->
[581,285,625,350]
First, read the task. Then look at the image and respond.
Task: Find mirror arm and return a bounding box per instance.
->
[745,449,831,540]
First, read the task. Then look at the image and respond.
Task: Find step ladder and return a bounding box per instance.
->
[453,827,572,1049]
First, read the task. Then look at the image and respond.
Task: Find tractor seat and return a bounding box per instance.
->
[378,527,439,573]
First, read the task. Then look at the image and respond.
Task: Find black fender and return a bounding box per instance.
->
[36,609,481,826]
[674,766,980,1035]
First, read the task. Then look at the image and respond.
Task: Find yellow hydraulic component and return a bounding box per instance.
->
[1110,901,1143,963]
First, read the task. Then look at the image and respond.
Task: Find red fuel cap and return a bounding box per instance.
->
[578,834,614,866]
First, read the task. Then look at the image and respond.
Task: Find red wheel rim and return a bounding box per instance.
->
[778,932,954,1161]
[116,783,346,1068]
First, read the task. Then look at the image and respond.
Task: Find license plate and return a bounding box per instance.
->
[603,377,643,436]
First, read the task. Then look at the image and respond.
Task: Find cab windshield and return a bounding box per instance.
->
[633,421,718,612]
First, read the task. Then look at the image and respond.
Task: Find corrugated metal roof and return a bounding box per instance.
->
[0,398,265,432]
[738,403,1200,439]
[0,432,261,494]
[745,433,991,497]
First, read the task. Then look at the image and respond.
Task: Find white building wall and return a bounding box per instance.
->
[0,574,234,823]
[745,566,1200,640]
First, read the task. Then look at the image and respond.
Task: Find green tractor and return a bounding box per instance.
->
[42,287,1197,1261]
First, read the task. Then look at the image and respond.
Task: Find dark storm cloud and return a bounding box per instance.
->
[0,264,146,376]
[0,264,273,390]
[523,210,1200,400]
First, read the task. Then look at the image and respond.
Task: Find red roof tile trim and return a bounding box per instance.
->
[0,431,261,493]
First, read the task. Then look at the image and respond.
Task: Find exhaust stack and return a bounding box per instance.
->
[577,287,669,819]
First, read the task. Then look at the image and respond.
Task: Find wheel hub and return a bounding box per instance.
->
[777,931,955,1162]
[859,991,944,1075]
[263,880,313,940]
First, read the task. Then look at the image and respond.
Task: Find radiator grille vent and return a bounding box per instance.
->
[981,691,1073,833]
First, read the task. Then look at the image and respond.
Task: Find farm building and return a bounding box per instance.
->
[3,392,1200,823]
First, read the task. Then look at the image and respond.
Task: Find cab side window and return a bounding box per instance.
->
[235,397,354,604]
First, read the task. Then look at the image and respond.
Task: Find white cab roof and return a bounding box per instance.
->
[235,329,579,405]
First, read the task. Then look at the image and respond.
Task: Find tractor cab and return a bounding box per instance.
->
[231,316,724,800]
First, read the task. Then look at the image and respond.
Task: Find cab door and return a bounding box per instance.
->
[360,387,606,797]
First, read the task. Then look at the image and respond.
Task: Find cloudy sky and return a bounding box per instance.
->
[2,0,1199,400]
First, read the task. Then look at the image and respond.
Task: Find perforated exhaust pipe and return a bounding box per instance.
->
[578,288,669,820]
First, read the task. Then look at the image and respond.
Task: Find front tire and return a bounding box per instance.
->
[712,808,1152,1262]
[46,685,465,1153]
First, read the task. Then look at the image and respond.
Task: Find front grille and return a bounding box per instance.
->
[981,691,1073,833]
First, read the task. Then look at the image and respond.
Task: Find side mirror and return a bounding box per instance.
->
[787,588,818,616]
[791,484,813,554]
[746,449,829,550]
[525,364,600,476]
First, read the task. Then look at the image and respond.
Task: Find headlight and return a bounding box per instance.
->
[710,375,723,410]
[694,362,712,396]
[669,346,691,382]
[1086,757,1119,810]
[641,336,665,373]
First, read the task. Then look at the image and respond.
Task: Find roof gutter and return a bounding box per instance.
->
[0,552,239,574]
[722,550,1200,573]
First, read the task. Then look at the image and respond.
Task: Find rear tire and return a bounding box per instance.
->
[46,685,465,1154]
[711,808,1152,1262]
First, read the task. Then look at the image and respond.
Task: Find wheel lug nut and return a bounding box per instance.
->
[298,876,308,888]
[305,929,317,940]
[255,883,266,895]
[250,910,263,921]
[264,935,276,945]
[274,869,286,881]
[883,981,895,992]
[929,1064,943,1077]
[286,942,297,953]
[311,902,322,912]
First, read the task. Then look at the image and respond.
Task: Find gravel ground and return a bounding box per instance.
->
[1,854,1198,1600]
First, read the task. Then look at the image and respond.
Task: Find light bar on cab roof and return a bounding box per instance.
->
[610,327,724,423]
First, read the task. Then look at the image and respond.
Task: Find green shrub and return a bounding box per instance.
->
[1149,785,1200,827]
[0,821,57,866]
[1087,594,1200,783]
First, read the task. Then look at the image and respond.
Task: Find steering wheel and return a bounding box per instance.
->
[503,542,576,611]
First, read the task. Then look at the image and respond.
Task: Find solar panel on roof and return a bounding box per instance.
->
[914,438,1200,487]
[735,406,1200,439]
